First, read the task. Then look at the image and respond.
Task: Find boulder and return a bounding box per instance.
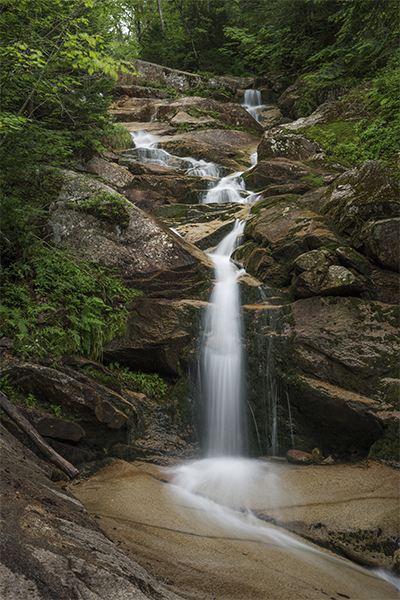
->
[0,361,129,430]
[34,416,86,443]
[104,297,206,375]
[258,133,323,162]
[154,202,251,251]
[320,161,400,266]
[111,95,264,135]
[286,449,315,464]
[359,217,400,272]
[47,170,212,298]
[242,159,321,191]
[236,196,342,286]
[292,250,365,299]
[158,129,260,170]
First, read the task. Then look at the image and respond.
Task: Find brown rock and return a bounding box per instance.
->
[158,129,260,170]
[104,297,206,374]
[321,161,400,245]
[82,157,134,188]
[35,416,86,442]
[258,133,323,162]
[360,217,400,272]
[286,449,315,464]
[243,158,314,190]
[48,169,212,297]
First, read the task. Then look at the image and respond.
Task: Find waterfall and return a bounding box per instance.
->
[242,89,265,122]
[129,129,222,177]
[200,220,247,456]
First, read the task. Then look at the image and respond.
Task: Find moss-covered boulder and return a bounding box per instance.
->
[48,170,213,298]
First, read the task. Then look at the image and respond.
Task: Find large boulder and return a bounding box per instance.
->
[235,196,342,287]
[258,133,323,162]
[157,129,260,170]
[110,95,264,135]
[104,297,206,375]
[320,161,400,272]
[47,170,212,298]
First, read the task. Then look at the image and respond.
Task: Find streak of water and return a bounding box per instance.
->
[242,89,265,122]
[199,220,246,457]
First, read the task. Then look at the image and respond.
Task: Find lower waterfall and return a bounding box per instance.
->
[199,220,247,457]
[125,130,399,594]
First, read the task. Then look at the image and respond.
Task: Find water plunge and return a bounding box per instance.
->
[199,220,247,457]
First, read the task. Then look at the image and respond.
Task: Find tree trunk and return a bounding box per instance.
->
[0,391,79,479]
[156,0,165,33]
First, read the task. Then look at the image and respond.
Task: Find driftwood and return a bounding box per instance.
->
[0,391,79,479]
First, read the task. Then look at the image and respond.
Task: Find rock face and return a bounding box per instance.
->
[48,169,212,298]
[0,424,183,600]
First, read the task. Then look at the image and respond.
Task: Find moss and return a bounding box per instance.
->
[368,420,400,463]
[76,191,130,228]
[100,124,133,152]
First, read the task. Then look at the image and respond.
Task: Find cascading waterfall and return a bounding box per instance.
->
[123,129,399,594]
[200,220,247,456]
[242,89,265,122]
[130,130,221,178]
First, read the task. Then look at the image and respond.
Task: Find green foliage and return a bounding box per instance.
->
[368,420,400,463]
[108,363,168,401]
[99,124,133,151]
[76,191,131,228]
[0,0,130,166]
[0,246,141,360]
[301,58,400,166]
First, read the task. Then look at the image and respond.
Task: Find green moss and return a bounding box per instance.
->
[76,191,131,228]
[99,124,133,151]
[368,420,400,463]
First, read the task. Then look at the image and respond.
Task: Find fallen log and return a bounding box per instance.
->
[0,391,79,479]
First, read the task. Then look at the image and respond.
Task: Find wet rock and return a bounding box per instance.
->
[158,129,260,170]
[111,95,264,136]
[154,202,251,251]
[277,296,400,455]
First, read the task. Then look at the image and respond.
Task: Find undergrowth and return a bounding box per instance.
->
[83,363,168,402]
[0,375,80,422]
[0,246,141,360]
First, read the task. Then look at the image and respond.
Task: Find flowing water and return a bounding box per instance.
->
[199,220,247,457]
[127,129,399,594]
[242,89,265,122]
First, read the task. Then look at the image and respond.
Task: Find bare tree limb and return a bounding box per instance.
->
[0,391,79,480]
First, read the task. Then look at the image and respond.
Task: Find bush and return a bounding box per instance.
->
[0,246,141,360]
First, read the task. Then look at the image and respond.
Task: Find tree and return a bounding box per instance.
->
[0,0,125,161]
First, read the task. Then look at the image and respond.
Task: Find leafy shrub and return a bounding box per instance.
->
[108,363,168,401]
[0,246,141,360]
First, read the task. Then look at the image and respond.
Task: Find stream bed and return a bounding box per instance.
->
[73,458,399,600]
